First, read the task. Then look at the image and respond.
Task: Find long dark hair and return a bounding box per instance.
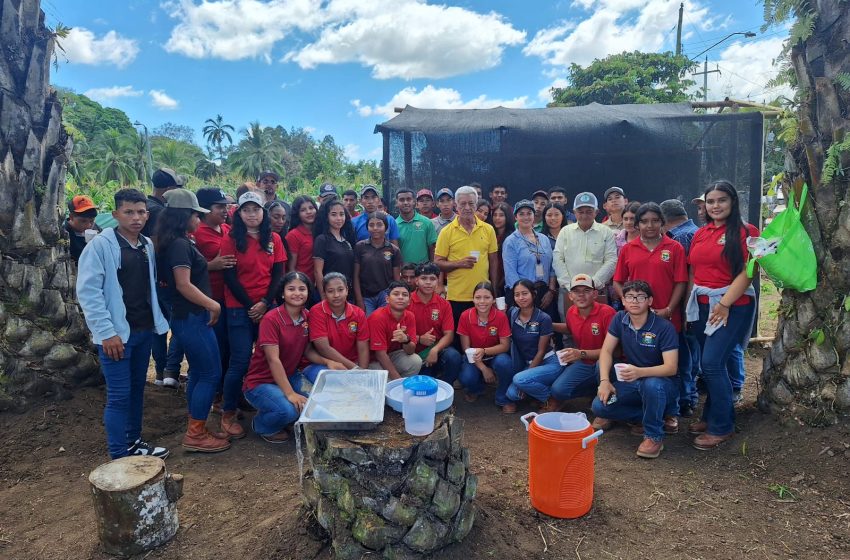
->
[473,281,497,298]
[230,202,272,254]
[705,180,745,277]
[290,196,318,230]
[313,199,355,246]
[512,279,538,308]
[265,200,289,236]
[489,202,515,240]
[542,202,568,235]
[154,207,193,253]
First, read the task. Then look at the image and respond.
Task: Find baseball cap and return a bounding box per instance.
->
[237,191,265,209]
[257,170,280,182]
[361,184,380,197]
[164,188,209,213]
[513,199,535,214]
[436,187,453,200]
[660,199,687,219]
[196,187,229,209]
[573,192,598,210]
[603,186,625,200]
[548,186,567,195]
[319,183,337,198]
[691,193,705,204]
[70,195,97,213]
[416,188,434,199]
[532,189,549,200]
[151,167,184,189]
[570,274,596,290]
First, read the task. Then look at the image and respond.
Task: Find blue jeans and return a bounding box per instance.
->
[98,330,153,459]
[243,373,309,435]
[152,291,184,374]
[171,310,222,420]
[591,376,678,441]
[458,353,513,405]
[728,344,745,391]
[678,332,699,410]
[506,354,563,402]
[419,347,464,383]
[363,291,388,316]
[695,301,755,435]
[223,307,259,412]
[551,361,599,401]
[211,298,229,390]
[301,363,326,385]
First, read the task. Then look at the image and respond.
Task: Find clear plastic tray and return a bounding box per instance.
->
[298,369,388,430]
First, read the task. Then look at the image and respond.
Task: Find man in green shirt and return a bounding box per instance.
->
[395,188,437,265]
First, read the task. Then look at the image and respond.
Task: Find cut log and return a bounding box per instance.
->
[88,456,184,557]
[301,411,476,559]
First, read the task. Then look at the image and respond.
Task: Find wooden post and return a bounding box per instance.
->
[89,456,184,557]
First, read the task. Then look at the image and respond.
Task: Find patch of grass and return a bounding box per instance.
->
[769,483,797,500]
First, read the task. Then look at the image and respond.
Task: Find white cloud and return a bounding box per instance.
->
[343,143,360,160]
[352,85,529,120]
[83,85,144,103]
[149,89,179,110]
[285,0,526,79]
[62,28,140,68]
[537,78,569,104]
[706,37,791,103]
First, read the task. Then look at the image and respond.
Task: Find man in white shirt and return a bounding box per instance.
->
[553,192,617,316]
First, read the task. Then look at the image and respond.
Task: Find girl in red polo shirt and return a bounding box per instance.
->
[307,272,371,371]
[457,282,512,405]
[686,181,759,451]
[286,196,318,285]
[219,192,287,438]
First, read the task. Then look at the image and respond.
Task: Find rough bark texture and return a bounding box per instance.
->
[760,0,850,424]
[0,0,100,410]
[301,412,476,559]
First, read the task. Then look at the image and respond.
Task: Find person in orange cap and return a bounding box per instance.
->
[65,195,100,262]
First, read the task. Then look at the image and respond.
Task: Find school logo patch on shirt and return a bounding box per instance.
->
[660,249,670,262]
[383,251,393,261]
[488,326,498,336]
[717,234,726,246]
[431,309,440,321]
[303,321,310,336]
[414,222,422,230]
[528,322,540,333]
[640,332,657,346]
[348,321,358,333]
[591,323,600,335]
[266,242,275,254]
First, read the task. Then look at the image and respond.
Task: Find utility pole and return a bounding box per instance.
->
[676,2,683,56]
[693,56,721,102]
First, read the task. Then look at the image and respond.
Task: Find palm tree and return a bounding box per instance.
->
[194,157,220,180]
[152,138,196,174]
[129,133,150,183]
[85,129,138,185]
[202,114,235,161]
[227,121,284,180]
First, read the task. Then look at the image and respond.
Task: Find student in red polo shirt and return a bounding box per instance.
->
[285,196,319,286]
[547,274,617,408]
[456,282,512,404]
[307,272,370,371]
[614,202,688,331]
[409,262,462,381]
[242,272,344,443]
[219,191,287,438]
[686,181,759,450]
[367,281,422,379]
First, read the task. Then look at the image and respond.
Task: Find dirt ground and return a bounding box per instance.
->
[1,346,849,560]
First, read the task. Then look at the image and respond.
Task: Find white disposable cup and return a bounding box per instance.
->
[84,229,98,242]
[465,348,477,363]
[614,363,629,382]
[557,350,570,366]
[496,297,506,310]
[469,250,480,262]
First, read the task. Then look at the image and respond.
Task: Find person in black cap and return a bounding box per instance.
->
[318,183,338,206]
[531,190,549,232]
[142,167,183,237]
[602,186,628,231]
[351,185,400,244]
[257,170,281,205]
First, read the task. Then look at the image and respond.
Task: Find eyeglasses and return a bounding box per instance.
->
[624,294,648,303]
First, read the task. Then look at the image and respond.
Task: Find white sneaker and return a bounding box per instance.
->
[127,439,170,459]
[162,376,179,388]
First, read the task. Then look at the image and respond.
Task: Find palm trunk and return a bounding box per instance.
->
[0,0,100,410]
[760,0,850,423]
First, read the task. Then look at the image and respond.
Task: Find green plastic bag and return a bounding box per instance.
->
[746,183,817,292]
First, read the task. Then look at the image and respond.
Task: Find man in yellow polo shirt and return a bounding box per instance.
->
[434,185,499,330]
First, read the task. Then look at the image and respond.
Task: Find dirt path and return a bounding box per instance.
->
[1,352,849,559]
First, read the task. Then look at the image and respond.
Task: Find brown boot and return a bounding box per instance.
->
[539,397,563,413]
[221,411,246,439]
[183,418,231,453]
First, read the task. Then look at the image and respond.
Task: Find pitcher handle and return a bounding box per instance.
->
[520,412,537,431]
[582,430,603,449]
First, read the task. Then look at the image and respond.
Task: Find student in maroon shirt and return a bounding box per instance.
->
[308,273,371,370]
[409,262,462,380]
[286,196,318,285]
[367,281,422,379]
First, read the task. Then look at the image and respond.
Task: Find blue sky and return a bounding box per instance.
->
[47,0,789,163]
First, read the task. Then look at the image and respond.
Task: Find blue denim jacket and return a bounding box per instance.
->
[76,228,169,344]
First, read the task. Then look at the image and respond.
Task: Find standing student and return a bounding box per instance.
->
[65,195,100,262]
[367,281,422,379]
[416,189,437,219]
[257,171,282,205]
[409,262,462,380]
[266,199,293,265]
[502,200,558,309]
[615,201,641,253]
[156,189,230,453]
[475,199,491,222]
[503,280,559,414]
[456,282,512,406]
[601,186,628,230]
[242,272,341,443]
[396,188,437,265]
[488,202,514,297]
[531,190,549,232]
[489,184,508,206]
[542,203,569,248]
[77,188,170,459]
[342,189,360,218]
[219,191,287,438]
[286,196,319,284]
[353,211,401,315]
[431,188,456,236]
[308,272,371,370]
[400,263,417,291]
[312,199,355,299]
[686,181,758,450]
[318,183,338,206]
[352,185,400,243]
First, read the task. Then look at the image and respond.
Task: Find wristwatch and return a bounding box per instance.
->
[580,350,587,359]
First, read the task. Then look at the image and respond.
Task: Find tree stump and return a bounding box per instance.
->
[88,456,184,557]
[301,411,476,559]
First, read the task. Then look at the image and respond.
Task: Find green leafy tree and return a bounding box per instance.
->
[301,134,345,183]
[152,122,196,144]
[151,137,203,174]
[549,51,698,107]
[85,129,138,185]
[227,121,284,180]
[194,158,220,180]
[56,88,136,139]
[202,114,235,160]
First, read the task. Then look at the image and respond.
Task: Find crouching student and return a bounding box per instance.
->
[503,280,559,414]
[368,281,422,379]
[545,274,616,410]
[408,262,462,381]
[307,272,371,372]
[77,188,170,459]
[457,282,512,406]
[242,272,344,443]
[591,281,679,459]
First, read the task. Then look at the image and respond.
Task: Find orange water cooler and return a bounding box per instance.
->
[520,411,603,519]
